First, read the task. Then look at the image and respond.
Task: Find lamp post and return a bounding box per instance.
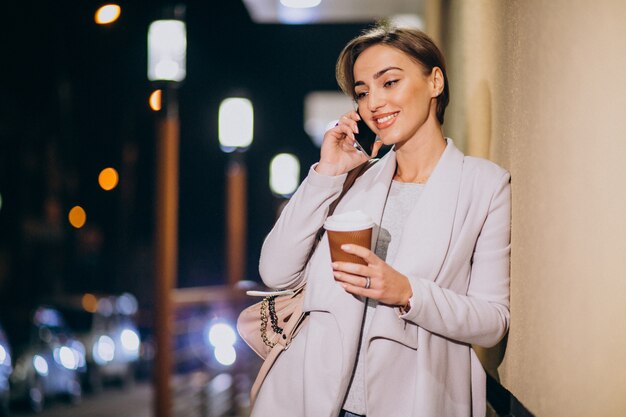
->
[148,10,186,417]
[218,97,254,288]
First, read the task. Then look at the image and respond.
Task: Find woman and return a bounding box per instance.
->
[253,25,511,417]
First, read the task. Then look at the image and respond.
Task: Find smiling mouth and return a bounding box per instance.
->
[374,112,399,128]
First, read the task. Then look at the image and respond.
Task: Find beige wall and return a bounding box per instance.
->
[429,1,626,416]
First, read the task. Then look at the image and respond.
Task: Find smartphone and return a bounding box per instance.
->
[353,113,378,158]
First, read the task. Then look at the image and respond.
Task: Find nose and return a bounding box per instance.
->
[367,88,386,112]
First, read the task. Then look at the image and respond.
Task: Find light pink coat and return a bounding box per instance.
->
[252,139,511,417]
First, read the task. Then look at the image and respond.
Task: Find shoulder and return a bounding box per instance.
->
[462,155,510,186]
[460,156,511,207]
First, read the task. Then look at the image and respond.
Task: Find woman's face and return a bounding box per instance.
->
[353,44,441,148]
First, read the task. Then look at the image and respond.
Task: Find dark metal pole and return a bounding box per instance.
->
[153,85,179,417]
[226,153,247,288]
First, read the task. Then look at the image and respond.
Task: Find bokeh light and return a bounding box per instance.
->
[149,89,162,111]
[280,0,321,8]
[95,4,121,25]
[218,98,254,151]
[270,153,300,197]
[98,167,119,191]
[82,293,98,313]
[69,206,87,229]
[208,323,237,348]
[147,20,187,82]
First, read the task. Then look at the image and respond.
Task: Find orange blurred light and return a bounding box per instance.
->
[82,293,98,313]
[149,89,162,111]
[95,4,121,25]
[69,206,87,229]
[98,167,119,191]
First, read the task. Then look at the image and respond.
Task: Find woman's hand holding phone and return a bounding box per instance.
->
[316,111,382,177]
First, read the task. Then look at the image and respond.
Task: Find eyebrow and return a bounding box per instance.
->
[354,66,404,87]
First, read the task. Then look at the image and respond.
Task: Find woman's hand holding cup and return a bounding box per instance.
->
[325,210,413,307]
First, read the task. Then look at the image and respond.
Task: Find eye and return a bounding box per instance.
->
[355,91,368,100]
[384,79,399,88]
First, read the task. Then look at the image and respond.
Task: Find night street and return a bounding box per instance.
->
[12,382,152,417]
[11,375,251,417]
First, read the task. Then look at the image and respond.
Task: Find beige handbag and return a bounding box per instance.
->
[237,159,376,405]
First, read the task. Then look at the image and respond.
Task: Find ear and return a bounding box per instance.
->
[430,67,444,97]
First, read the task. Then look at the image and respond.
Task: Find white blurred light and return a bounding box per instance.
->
[116,293,138,315]
[148,20,187,82]
[120,329,140,354]
[277,3,320,24]
[304,91,355,147]
[218,98,254,151]
[93,335,115,364]
[210,373,233,392]
[70,341,86,368]
[270,153,300,197]
[58,346,78,370]
[33,355,49,376]
[98,298,114,316]
[214,345,237,366]
[208,323,237,348]
[389,14,425,30]
[280,0,321,8]
[0,345,6,365]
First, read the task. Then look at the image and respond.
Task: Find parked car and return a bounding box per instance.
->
[52,293,141,392]
[8,306,85,412]
[0,322,12,417]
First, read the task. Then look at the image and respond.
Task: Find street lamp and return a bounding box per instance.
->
[148,9,186,417]
[218,97,254,288]
[270,153,300,198]
[270,153,300,220]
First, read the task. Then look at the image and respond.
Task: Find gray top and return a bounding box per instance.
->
[343,180,425,415]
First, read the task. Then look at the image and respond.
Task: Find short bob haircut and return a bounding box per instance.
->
[336,25,450,125]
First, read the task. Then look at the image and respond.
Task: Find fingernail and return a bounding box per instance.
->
[331,262,338,269]
[341,244,350,251]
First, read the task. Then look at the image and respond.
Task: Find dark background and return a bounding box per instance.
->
[0,1,373,313]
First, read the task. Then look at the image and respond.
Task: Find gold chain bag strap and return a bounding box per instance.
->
[237,159,375,405]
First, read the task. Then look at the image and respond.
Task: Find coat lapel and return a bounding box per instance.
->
[391,138,464,282]
[366,139,464,349]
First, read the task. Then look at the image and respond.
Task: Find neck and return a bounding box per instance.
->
[394,121,446,183]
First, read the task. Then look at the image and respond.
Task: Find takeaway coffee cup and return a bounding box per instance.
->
[324,210,374,265]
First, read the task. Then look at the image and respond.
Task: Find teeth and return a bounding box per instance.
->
[376,113,398,124]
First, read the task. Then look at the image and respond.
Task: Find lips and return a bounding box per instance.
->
[373,111,399,129]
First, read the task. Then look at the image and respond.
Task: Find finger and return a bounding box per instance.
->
[332,270,369,288]
[340,244,378,264]
[344,111,360,122]
[327,124,356,143]
[339,281,374,298]
[339,115,359,135]
[371,140,383,158]
[332,261,369,277]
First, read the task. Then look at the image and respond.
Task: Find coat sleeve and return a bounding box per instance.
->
[258,165,347,289]
[400,171,511,348]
